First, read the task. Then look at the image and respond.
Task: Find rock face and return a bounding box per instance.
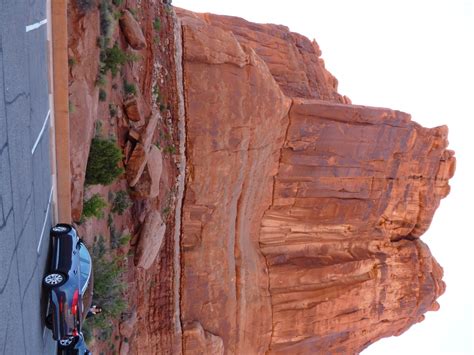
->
[176,8,455,355]
[183,322,224,355]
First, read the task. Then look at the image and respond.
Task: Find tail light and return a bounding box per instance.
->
[71,289,79,315]
[71,289,80,337]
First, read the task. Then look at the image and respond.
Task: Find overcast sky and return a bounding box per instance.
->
[173,1,474,353]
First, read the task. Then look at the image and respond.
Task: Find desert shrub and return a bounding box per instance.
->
[109,104,118,117]
[111,190,132,215]
[76,0,97,13]
[83,194,107,219]
[163,145,177,154]
[99,89,107,102]
[85,138,123,185]
[92,236,128,314]
[118,234,131,246]
[123,81,137,96]
[95,120,103,137]
[96,72,107,87]
[92,257,127,317]
[103,43,139,77]
[84,236,128,339]
[68,57,77,67]
[99,0,113,37]
[153,17,161,31]
[97,36,110,55]
[111,230,131,249]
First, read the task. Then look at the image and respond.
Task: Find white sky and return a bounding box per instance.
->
[173,0,474,353]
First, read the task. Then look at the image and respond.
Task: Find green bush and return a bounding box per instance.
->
[85,138,123,185]
[112,0,123,6]
[99,0,113,37]
[96,73,107,87]
[109,104,117,117]
[83,194,107,219]
[68,57,77,67]
[153,18,161,31]
[111,190,132,215]
[92,256,127,317]
[103,44,139,77]
[76,0,97,13]
[87,236,128,337]
[163,145,177,154]
[99,89,107,102]
[123,81,137,96]
[82,236,129,339]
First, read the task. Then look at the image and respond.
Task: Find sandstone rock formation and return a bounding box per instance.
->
[133,145,163,199]
[120,9,147,50]
[126,143,148,187]
[124,96,143,122]
[175,8,455,354]
[135,210,166,270]
[183,322,224,355]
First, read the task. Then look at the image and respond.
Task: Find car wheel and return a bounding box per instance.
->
[43,272,67,287]
[45,314,53,330]
[58,336,76,349]
[50,224,72,236]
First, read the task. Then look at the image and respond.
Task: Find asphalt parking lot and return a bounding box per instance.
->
[0,0,57,353]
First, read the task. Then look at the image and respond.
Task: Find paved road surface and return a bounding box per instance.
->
[0,0,57,353]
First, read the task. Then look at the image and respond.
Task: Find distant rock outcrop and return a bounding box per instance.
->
[176,8,455,354]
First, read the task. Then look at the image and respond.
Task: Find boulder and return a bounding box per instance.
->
[139,112,160,149]
[119,342,129,355]
[124,96,142,122]
[134,211,166,270]
[126,143,148,187]
[132,145,162,199]
[128,128,140,142]
[119,10,147,50]
[120,311,137,338]
[123,140,133,165]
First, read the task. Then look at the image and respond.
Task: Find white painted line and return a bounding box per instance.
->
[26,18,48,32]
[31,109,51,155]
[37,185,54,254]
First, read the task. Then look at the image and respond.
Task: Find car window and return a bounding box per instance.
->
[79,243,92,294]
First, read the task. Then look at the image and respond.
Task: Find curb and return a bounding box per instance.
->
[49,0,72,224]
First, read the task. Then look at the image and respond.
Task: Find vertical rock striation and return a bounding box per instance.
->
[176,8,455,355]
[261,99,453,353]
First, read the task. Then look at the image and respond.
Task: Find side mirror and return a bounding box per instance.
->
[77,238,84,249]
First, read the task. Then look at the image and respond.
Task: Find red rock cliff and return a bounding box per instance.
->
[176,8,455,354]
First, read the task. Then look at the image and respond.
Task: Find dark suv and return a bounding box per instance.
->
[43,224,92,350]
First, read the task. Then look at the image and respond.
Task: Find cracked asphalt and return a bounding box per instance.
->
[1,0,57,354]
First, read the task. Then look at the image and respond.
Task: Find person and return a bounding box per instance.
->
[86,304,102,318]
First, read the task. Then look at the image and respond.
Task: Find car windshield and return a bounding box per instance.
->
[79,244,92,294]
